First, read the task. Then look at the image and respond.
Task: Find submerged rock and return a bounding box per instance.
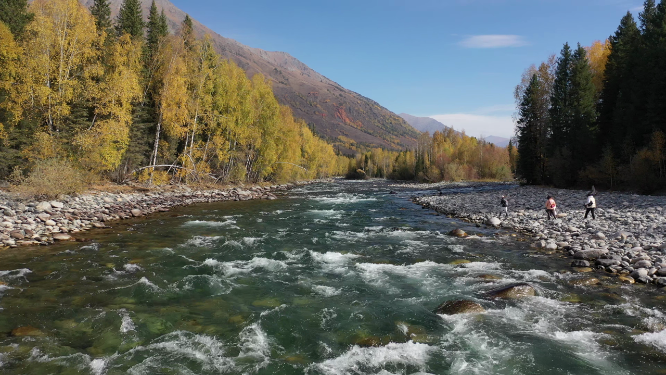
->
[449,229,467,238]
[11,326,45,337]
[486,283,536,299]
[434,300,486,315]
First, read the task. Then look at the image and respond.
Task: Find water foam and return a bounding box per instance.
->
[635,329,666,351]
[308,341,434,375]
[182,220,239,229]
[313,285,342,297]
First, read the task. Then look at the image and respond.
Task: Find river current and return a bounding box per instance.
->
[1,180,665,374]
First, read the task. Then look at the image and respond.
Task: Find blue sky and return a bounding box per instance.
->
[170,0,644,139]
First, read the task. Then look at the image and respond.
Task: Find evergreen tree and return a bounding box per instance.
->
[568,44,598,169]
[91,0,112,36]
[116,0,144,40]
[146,1,168,58]
[516,74,547,184]
[0,0,33,37]
[549,43,572,151]
[597,11,640,159]
[181,14,194,48]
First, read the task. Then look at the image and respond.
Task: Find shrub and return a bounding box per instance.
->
[13,159,86,198]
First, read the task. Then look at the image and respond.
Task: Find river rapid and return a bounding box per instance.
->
[0,180,665,374]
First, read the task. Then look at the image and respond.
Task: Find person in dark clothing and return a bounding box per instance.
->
[500,195,508,218]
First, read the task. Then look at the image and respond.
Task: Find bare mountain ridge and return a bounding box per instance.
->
[83,0,420,153]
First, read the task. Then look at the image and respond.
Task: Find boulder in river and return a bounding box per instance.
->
[486,283,536,299]
[52,233,72,241]
[449,229,467,238]
[11,326,45,337]
[434,300,486,315]
[486,217,501,227]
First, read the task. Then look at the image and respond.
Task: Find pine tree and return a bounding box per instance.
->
[91,0,112,36]
[516,74,547,184]
[597,11,640,159]
[181,14,194,48]
[146,1,168,58]
[0,0,34,37]
[568,44,598,169]
[116,0,144,40]
[549,43,572,151]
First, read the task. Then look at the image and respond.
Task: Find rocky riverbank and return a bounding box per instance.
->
[0,182,310,248]
[414,184,666,287]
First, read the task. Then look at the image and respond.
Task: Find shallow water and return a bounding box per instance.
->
[1,180,665,374]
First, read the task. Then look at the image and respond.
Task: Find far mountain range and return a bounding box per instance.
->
[398,114,510,148]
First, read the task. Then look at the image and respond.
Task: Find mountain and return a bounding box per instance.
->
[82,0,420,154]
[400,113,510,148]
[398,113,453,134]
[482,136,510,148]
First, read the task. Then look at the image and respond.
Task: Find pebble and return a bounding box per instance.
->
[414,183,666,288]
[0,181,312,247]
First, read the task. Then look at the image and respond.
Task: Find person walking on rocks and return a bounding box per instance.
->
[584,193,596,219]
[500,195,508,218]
[545,195,557,220]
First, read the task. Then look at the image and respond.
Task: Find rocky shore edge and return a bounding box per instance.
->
[414,183,666,287]
[0,181,315,248]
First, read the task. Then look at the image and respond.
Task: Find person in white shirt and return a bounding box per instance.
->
[584,193,596,219]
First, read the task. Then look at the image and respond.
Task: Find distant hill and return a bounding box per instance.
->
[82,0,420,154]
[400,113,510,148]
[398,113,453,134]
[482,136,510,148]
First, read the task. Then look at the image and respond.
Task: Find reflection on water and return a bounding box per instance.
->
[0,180,665,374]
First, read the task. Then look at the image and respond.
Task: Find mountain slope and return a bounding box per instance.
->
[399,113,453,134]
[83,0,420,153]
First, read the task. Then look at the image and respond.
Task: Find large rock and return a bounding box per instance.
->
[449,229,467,238]
[131,209,143,217]
[50,201,64,209]
[634,260,652,269]
[657,268,666,277]
[9,230,24,240]
[486,217,501,227]
[434,300,486,315]
[573,249,609,261]
[596,258,620,267]
[35,201,52,212]
[486,283,536,299]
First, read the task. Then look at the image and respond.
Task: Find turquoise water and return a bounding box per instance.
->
[1,180,666,374]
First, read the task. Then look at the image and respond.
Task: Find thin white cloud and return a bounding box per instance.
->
[429,113,514,139]
[459,35,528,49]
[474,104,515,115]
[630,5,644,12]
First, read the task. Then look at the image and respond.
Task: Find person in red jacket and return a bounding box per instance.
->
[545,195,557,220]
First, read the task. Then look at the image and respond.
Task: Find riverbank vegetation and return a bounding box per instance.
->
[0,0,346,197]
[345,129,514,182]
[515,0,666,193]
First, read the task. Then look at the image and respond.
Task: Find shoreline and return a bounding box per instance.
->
[0,181,322,248]
[414,183,666,287]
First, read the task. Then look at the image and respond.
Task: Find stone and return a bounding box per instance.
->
[657,268,666,277]
[574,249,609,261]
[486,283,536,299]
[486,217,501,227]
[9,230,24,240]
[595,232,606,240]
[52,233,72,241]
[35,201,52,212]
[50,201,64,209]
[44,220,56,226]
[3,208,16,217]
[131,209,142,217]
[434,300,486,315]
[546,243,558,251]
[37,213,51,221]
[596,258,621,267]
[11,326,45,337]
[618,275,635,284]
[630,268,649,280]
[571,260,590,268]
[634,260,652,269]
[569,278,600,286]
[449,229,467,238]
[655,277,666,287]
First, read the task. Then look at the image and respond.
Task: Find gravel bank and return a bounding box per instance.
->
[0,182,313,248]
[415,183,666,287]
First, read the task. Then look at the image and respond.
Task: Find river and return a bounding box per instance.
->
[0,180,665,374]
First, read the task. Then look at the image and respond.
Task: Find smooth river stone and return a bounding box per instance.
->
[486,283,536,299]
[434,300,486,315]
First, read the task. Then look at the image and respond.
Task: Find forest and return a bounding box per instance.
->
[515,0,666,193]
[0,0,345,196]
